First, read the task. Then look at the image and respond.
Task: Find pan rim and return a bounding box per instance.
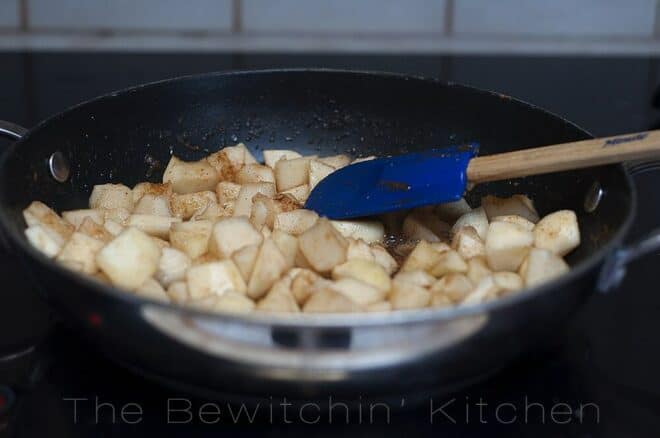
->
[0,68,637,328]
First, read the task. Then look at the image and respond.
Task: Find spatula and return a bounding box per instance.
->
[304,130,660,219]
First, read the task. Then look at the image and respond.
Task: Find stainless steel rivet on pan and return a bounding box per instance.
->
[584,181,604,213]
[48,151,70,183]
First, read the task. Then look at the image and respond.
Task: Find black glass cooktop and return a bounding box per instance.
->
[1,53,660,437]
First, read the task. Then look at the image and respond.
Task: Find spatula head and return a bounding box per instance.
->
[305,143,479,219]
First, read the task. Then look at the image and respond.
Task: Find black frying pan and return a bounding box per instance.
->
[0,70,654,402]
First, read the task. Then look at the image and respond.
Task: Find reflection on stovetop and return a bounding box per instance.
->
[2,53,660,437]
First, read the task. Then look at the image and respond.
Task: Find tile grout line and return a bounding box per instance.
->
[18,0,28,32]
[232,0,242,34]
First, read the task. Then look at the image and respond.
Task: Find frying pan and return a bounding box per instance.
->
[0,69,658,403]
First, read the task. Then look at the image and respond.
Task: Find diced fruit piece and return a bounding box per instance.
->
[366,301,392,312]
[371,244,398,275]
[390,280,430,310]
[274,209,319,236]
[186,260,246,300]
[332,259,391,292]
[485,221,533,271]
[78,217,113,242]
[394,270,435,287]
[491,215,535,231]
[232,243,260,282]
[132,182,172,203]
[521,248,569,288]
[100,207,131,225]
[298,218,348,273]
[209,217,263,258]
[533,210,580,256]
[330,278,385,306]
[23,201,74,241]
[290,268,324,305]
[451,226,485,259]
[163,156,219,194]
[133,194,171,217]
[155,247,191,287]
[96,227,161,289]
[234,182,277,217]
[452,207,489,240]
[136,279,169,302]
[166,281,189,304]
[401,240,442,272]
[331,219,384,243]
[493,271,523,295]
[352,156,376,164]
[169,191,217,219]
[481,194,540,223]
[89,184,133,211]
[435,198,472,223]
[256,277,300,313]
[250,193,299,230]
[263,149,303,168]
[461,276,500,306]
[303,288,361,313]
[247,239,288,299]
[402,212,450,242]
[169,220,213,259]
[429,250,468,277]
[275,157,311,192]
[309,159,335,189]
[236,164,276,184]
[56,233,105,274]
[62,209,104,228]
[281,184,310,203]
[431,273,473,303]
[103,220,124,236]
[216,181,241,204]
[271,230,298,269]
[467,256,493,285]
[191,291,255,314]
[319,154,351,169]
[127,214,181,239]
[346,238,375,262]
[25,225,64,258]
[431,293,453,308]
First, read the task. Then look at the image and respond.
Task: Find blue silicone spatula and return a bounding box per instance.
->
[305,130,660,219]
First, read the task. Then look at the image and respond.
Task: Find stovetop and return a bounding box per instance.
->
[1,53,660,437]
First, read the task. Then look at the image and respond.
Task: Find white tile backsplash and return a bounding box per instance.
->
[242,0,446,33]
[0,0,19,29]
[454,0,656,37]
[29,0,233,32]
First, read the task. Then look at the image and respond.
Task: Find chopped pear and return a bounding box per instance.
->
[271,230,298,269]
[521,248,569,288]
[303,288,361,313]
[394,270,436,288]
[309,159,336,190]
[23,201,74,241]
[466,256,493,285]
[163,156,219,194]
[401,240,442,272]
[234,182,277,217]
[78,217,113,243]
[231,243,260,282]
[209,217,263,258]
[429,250,468,277]
[330,278,385,306]
[24,225,64,258]
[62,209,104,228]
[452,207,489,240]
[186,260,246,299]
[155,247,192,287]
[274,157,312,192]
[481,194,539,223]
[330,219,384,243]
[236,163,276,184]
[298,218,348,273]
[169,219,213,259]
[127,214,181,239]
[390,280,430,310]
[332,259,391,292]
[533,210,580,256]
[132,182,172,203]
[136,278,170,302]
[96,227,161,290]
[491,214,535,231]
[169,191,217,219]
[166,281,189,304]
[430,273,473,302]
[263,149,303,168]
[281,184,310,203]
[319,154,351,169]
[451,225,485,259]
[247,239,288,299]
[485,221,533,271]
[89,184,134,211]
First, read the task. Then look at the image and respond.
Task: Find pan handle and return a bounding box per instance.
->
[0,120,28,140]
[598,159,660,292]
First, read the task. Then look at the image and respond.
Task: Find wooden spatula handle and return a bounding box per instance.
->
[466,130,660,184]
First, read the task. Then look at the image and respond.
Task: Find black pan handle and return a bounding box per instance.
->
[598,161,660,291]
[0,120,28,140]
